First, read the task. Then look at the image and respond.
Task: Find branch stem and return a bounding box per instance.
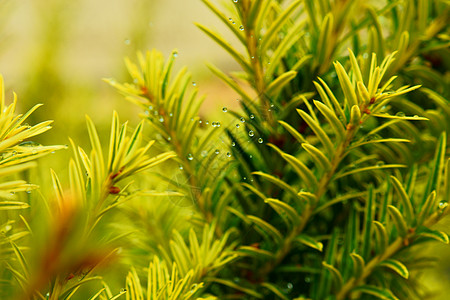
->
[261,124,359,276]
[336,207,450,299]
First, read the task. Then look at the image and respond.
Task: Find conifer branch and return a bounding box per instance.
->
[337,202,450,300]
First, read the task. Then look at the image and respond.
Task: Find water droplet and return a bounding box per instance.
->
[215,149,220,155]
[212,122,217,127]
[216,122,221,127]
[413,115,419,118]
[239,25,244,31]
[198,120,202,124]
[187,154,194,161]
[250,114,255,119]
[167,137,171,141]
[148,105,153,110]
[20,141,41,147]
[258,138,263,143]
[228,18,233,22]
[120,288,127,292]
[226,152,231,157]
[249,155,253,159]
[222,107,227,112]
[243,177,247,181]
[190,283,198,292]
[124,39,130,45]
[236,124,240,128]
[233,0,238,3]
[158,116,164,122]
[179,165,184,170]
[251,56,255,59]
[371,134,382,141]
[173,51,178,58]
[205,121,209,125]
[192,82,197,86]
[439,201,448,210]
[240,117,245,122]
[396,112,405,117]
[201,150,208,157]
[249,130,254,137]
[376,161,385,167]
[169,112,173,117]
[287,282,293,290]
[305,276,311,283]
[232,142,236,147]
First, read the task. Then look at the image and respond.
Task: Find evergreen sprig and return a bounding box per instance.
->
[1,0,449,299]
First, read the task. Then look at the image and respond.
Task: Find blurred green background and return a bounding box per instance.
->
[0,0,247,188]
[0,0,242,144]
